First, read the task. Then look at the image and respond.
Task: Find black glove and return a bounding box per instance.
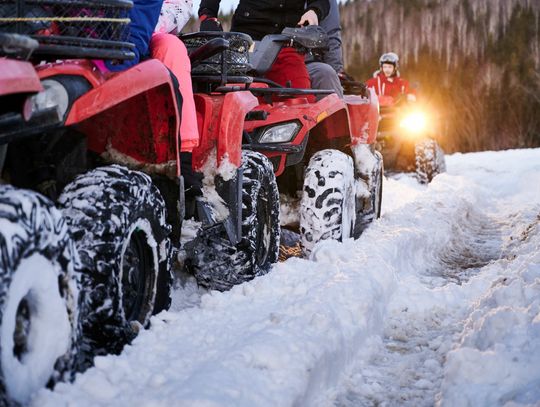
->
[199,16,223,32]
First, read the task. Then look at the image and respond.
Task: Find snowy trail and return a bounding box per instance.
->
[32,149,540,407]
[334,150,540,406]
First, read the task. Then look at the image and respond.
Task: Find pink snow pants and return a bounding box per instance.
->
[150,32,199,152]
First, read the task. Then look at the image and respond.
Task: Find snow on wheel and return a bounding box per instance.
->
[59,165,171,359]
[372,151,384,219]
[300,149,356,256]
[0,186,79,405]
[190,151,280,291]
[353,147,384,237]
[415,139,446,184]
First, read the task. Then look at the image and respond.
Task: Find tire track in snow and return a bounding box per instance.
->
[334,206,509,407]
[332,150,540,407]
[426,209,504,286]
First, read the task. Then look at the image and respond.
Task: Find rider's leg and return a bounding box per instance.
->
[150,32,199,152]
[265,48,313,101]
[150,33,202,215]
[306,61,344,99]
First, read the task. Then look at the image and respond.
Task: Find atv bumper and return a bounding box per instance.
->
[0,107,62,145]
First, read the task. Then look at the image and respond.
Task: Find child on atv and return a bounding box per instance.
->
[197,0,338,95]
[106,0,199,153]
[365,52,417,102]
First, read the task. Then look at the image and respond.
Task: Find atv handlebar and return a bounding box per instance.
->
[188,37,230,67]
[0,33,38,59]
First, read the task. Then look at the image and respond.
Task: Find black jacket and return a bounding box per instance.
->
[199,0,330,41]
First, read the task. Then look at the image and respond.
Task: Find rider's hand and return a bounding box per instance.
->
[298,9,318,26]
[338,71,355,83]
[199,15,223,31]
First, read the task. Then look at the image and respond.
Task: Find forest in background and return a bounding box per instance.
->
[341,0,540,152]
[187,0,540,152]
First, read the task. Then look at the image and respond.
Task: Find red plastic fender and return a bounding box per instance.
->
[0,58,42,96]
[37,59,104,88]
[192,91,258,171]
[64,59,179,127]
[345,88,380,145]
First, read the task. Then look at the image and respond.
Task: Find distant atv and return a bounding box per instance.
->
[182,27,382,258]
[375,94,445,183]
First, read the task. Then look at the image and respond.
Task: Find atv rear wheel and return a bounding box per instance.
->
[415,139,446,184]
[300,149,356,256]
[189,151,280,291]
[0,186,79,406]
[59,166,172,360]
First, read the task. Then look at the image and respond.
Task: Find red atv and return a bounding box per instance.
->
[182,28,382,259]
[376,94,446,183]
[0,1,186,402]
[0,1,267,403]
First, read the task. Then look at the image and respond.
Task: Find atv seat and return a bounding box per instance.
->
[250,26,329,77]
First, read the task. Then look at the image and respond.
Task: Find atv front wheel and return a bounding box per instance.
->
[300,149,356,256]
[59,166,172,360]
[189,151,280,291]
[0,186,80,405]
[415,139,446,184]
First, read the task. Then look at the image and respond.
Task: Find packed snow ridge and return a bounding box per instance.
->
[33,148,540,407]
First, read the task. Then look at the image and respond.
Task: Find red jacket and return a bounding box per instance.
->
[365,72,413,98]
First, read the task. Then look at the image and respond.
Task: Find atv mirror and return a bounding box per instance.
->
[189,37,230,67]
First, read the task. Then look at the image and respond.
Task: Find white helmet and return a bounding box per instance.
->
[379,52,399,67]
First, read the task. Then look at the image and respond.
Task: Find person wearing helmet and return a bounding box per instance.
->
[366,52,416,102]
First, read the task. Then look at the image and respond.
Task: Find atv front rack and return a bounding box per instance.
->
[0,0,134,60]
[181,32,252,76]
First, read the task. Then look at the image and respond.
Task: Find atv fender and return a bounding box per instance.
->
[344,88,379,145]
[244,94,351,176]
[62,60,181,168]
[192,91,258,171]
[0,59,42,95]
[245,93,351,143]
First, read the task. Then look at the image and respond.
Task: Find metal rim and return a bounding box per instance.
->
[254,185,272,266]
[121,229,153,323]
[13,296,31,361]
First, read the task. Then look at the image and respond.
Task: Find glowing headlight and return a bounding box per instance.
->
[400,111,427,134]
[23,79,69,121]
[258,122,300,144]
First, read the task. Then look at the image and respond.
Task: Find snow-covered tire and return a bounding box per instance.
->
[415,139,446,184]
[190,151,280,291]
[59,165,172,358]
[300,149,356,256]
[0,186,80,406]
[240,151,280,274]
[372,151,384,219]
[353,150,383,237]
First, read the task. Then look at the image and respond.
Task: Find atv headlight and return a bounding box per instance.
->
[400,111,427,134]
[23,79,69,121]
[258,121,300,144]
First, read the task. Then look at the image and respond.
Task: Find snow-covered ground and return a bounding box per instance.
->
[32,149,540,407]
